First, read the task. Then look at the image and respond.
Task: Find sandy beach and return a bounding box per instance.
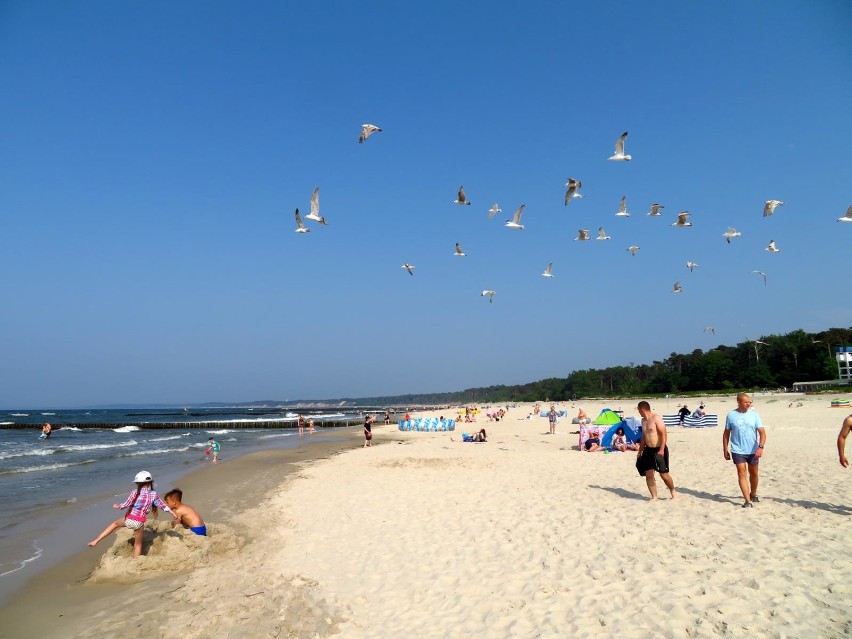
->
[2,394,851,638]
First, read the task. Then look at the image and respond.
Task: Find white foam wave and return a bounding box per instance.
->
[149,435,182,442]
[10,413,29,417]
[257,432,296,440]
[121,446,191,456]
[0,421,12,426]
[113,426,140,433]
[60,440,138,452]
[205,429,234,434]
[41,413,55,415]
[0,541,43,578]
[0,448,55,460]
[58,426,82,431]
[0,459,98,475]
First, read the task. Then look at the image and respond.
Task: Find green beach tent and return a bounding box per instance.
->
[592,408,623,426]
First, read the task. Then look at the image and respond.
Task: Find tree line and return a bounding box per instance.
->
[352,327,852,405]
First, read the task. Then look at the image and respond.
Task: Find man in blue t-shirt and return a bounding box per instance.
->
[723,392,766,508]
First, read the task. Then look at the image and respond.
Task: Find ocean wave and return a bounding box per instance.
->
[113,426,140,433]
[148,435,182,442]
[257,432,296,440]
[0,541,43,578]
[41,413,56,415]
[57,440,139,452]
[120,446,191,456]
[10,413,29,417]
[0,459,97,476]
[0,421,12,426]
[205,429,234,434]
[0,448,55,460]
[58,426,82,431]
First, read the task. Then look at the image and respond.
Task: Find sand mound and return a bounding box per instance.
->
[88,522,243,583]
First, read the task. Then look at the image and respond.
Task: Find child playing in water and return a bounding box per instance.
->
[87,470,174,558]
[206,437,221,463]
[164,488,207,536]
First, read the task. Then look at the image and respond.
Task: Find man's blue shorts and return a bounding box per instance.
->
[731,453,759,466]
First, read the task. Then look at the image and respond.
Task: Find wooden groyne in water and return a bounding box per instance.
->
[0,419,368,431]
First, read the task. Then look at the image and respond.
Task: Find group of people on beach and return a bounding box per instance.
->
[87,471,206,557]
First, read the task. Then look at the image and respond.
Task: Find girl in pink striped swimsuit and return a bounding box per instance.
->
[87,470,175,558]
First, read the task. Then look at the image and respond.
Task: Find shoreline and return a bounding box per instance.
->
[0,427,364,637]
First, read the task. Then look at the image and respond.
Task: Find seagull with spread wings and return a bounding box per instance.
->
[627,245,640,255]
[615,195,630,217]
[672,211,692,227]
[564,178,582,205]
[505,204,525,229]
[704,326,716,335]
[597,227,611,240]
[487,203,501,219]
[763,200,784,217]
[647,203,664,216]
[359,123,382,143]
[687,261,698,272]
[454,243,466,256]
[294,209,310,233]
[765,240,780,253]
[454,186,471,206]
[608,131,632,161]
[574,229,590,241]
[542,262,554,278]
[673,281,683,293]
[481,290,495,303]
[752,270,767,286]
[838,206,852,223]
[304,187,328,225]
[401,263,415,276]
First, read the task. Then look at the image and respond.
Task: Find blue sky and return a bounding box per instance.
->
[1,2,850,407]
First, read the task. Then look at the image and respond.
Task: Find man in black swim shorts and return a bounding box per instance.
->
[636,401,678,501]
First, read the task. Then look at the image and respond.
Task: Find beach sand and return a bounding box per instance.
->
[2,395,851,638]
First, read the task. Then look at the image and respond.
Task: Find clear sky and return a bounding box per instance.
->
[1,2,850,407]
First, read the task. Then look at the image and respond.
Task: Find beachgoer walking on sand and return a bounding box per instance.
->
[41,422,51,439]
[206,438,220,464]
[636,401,678,501]
[298,414,306,437]
[678,405,690,426]
[164,488,207,536]
[548,405,558,434]
[723,392,766,508]
[364,414,375,447]
[308,418,316,435]
[87,470,174,557]
[384,409,391,425]
[837,415,852,468]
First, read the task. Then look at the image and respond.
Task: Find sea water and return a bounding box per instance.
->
[0,407,362,606]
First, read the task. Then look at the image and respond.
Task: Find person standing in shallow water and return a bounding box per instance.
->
[723,392,766,508]
[636,401,678,501]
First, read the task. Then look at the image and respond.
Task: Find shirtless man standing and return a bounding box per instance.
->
[836,414,852,468]
[636,401,677,501]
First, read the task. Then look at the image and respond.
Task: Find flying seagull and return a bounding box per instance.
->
[542,262,554,278]
[505,204,525,229]
[722,227,741,244]
[838,206,852,223]
[564,178,583,205]
[608,131,632,161]
[304,187,328,225]
[294,209,310,233]
[647,203,664,216]
[597,227,611,240]
[687,261,698,272]
[359,123,382,144]
[704,326,716,335]
[401,263,415,276]
[615,195,630,217]
[673,281,683,294]
[765,240,780,253]
[574,229,590,241]
[752,270,767,286]
[454,186,471,206]
[454,242,466,256]
[672,211,692,227]
[481,290,495,303]
[763,200,784,217]
[627,245,640,255]
[487,203,501,219]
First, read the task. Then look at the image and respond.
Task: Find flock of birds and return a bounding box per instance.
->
[293,125,852,307]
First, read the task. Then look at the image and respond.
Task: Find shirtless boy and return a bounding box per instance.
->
[164,489,207,536]
[636,401,678,501]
